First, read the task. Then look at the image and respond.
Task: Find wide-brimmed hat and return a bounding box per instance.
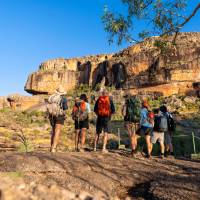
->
[55,85,66,95]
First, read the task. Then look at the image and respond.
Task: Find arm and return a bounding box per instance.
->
[121,103,126,117]
[62,97,68,110]
[110,99,115,114]
[94,99,98,115]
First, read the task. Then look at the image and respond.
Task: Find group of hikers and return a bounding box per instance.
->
[47,86,175,158]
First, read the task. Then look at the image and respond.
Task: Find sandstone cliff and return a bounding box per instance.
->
[25,32,200,96]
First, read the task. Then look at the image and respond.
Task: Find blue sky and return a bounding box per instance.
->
[0,0,200,96]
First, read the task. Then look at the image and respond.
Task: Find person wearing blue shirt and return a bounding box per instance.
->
[140,100,153,158]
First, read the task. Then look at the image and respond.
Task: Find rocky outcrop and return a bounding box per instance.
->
[25,32,200,96]
[0,97,9,109]
[25,55,112,95]
[4,94,44,111]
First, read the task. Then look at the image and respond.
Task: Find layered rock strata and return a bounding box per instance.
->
[25,32,200,96]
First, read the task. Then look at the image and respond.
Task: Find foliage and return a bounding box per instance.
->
[4,172,24,178]
[102,0,200,45]
[17,129,34,153]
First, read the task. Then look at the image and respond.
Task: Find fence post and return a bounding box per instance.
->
[118,128,121,148]
[192,132,197,154]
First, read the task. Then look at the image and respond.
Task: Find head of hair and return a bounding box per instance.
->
[142,100,149,108]
[101,89,108,96]
[153,108,159,114]
[160,105,167,113]
[77,61,81,66]
[80,94,88,102]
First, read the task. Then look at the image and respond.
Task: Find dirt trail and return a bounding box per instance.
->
[0,151,200,199]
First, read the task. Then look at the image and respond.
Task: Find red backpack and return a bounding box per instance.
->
[97,96,111,117]
[72,101,88,121]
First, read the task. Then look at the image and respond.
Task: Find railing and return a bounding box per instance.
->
[117,128,200,156]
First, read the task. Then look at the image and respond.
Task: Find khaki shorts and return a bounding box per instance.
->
[151,132,164,144]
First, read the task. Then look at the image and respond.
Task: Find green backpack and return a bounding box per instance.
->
[125,96,141,123]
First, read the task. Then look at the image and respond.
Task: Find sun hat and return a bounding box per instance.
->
[55,85,66,95]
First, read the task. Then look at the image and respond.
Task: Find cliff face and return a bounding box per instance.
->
[25,32,200,96]
[25,55,112,94]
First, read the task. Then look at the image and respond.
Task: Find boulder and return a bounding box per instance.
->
[1,94,45,111]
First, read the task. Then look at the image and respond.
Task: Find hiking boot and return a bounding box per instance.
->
[164,151,169,157]
[131,149,137,155]
[170,152,174,156]
[159,154,164,159]
[102,149,108,153]
[145,154,151,159]
[93,147,97,152]
[131,149,138,158]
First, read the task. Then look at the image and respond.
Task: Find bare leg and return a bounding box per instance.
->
[51,124,62,151]
[165,144,170,152]
[126,124,135,150]
[160,142,165,154]
[51,127,55,147]
[169,143,173,153]
[131,123,139,151]
[81,128,86,149]
[102,132,108,150]
[145,135,152,156]
[75,129,80,151]
[94,134,100,150]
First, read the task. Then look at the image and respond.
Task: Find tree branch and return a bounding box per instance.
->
[161,3,200,36]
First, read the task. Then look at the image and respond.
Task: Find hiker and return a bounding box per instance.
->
[72,94,91,152]
[122,91,141,156]
[47,86,68,152]
[160,105,175,157]
[94,89,115,153]
[139,100,153,158]
[150,108,166,158]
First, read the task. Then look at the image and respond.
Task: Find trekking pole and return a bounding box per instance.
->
[118,128,121,148]
[192,132,197,154]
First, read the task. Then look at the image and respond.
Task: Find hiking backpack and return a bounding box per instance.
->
[46,94,65,117]
[72,101,88,121]
[125,96,141,123]
[97,96,111,117]
[154,113,168,132]
[167,113,176,132]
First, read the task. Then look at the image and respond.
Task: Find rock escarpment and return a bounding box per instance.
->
[25,32,200,96]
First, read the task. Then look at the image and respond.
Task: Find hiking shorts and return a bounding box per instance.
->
[164,132,172,145]
[151,132,164,144]
[124,121,139,136]
[96,116,111,134]
[49,115,65,127]
[137,126,153,136]
[75,118,89,130]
